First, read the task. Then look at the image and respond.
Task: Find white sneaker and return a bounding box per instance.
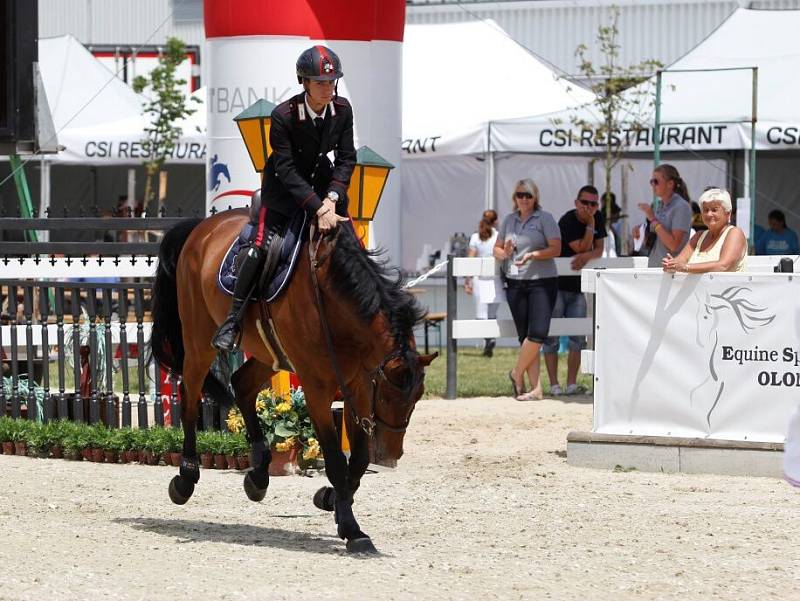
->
[565,383,588,395]
[549,384,563,396]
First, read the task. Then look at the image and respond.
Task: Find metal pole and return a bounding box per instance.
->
[654,70,662,171]
[485,122,495,211]
[445,255,457,399]
[39,157,51,242]
[750,67,758,242]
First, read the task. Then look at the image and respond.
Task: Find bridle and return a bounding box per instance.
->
[308,224,420,437]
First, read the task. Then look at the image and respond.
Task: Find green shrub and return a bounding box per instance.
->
[130,428,148,452]
[0,416,13,442]
[229,432,250,456]
[48,419,74,448]
[87,425,110,449]
[144,427,171,456]
[63,423,92,454]
[9,419,32,443]
[106,429,128,453]
[196,431,214,455]
[26,422,51,453]
[165,427,184,453]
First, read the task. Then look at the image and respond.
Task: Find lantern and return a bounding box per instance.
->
[234,98,277,172]
[347,146,394,221]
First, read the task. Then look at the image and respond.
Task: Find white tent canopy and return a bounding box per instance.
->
[401,20,593,158]
[37,35,205,165]
[491,8,800,154]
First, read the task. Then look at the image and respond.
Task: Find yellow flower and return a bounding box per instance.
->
[274,437,296,453]
[303,439,321,461]
[275,401,293,415]
[255,398,267,413]
[226,408,244,434]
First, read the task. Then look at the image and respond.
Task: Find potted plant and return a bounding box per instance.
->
[10,419,32,456]
[130,428,148,463]
[253,387,311,475]
[0,417,15,455]
[166,427,184,467]
[230,432,250,470]
[112,428,134,463]
[222,432,238,470]
[88,426,108,462]
[210,431,227,470]
[196,431,214,469]
[26,422,52,458]
[103,428,126,464]
[63,423,89,461]
[48,419,72,459]
[144,427,169,465]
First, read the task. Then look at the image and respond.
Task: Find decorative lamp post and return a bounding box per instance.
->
[347,145,395,244]
[233,98,278,173]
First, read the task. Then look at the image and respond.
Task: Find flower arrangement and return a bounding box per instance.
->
[226,387,321,466]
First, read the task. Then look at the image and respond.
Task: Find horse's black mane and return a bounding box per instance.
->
[326,228,426,348]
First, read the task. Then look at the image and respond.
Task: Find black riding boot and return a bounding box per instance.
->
[212,244,264,352]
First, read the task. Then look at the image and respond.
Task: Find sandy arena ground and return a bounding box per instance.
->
[1,395,798,601]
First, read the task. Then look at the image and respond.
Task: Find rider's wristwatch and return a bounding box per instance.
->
[326,191,339,203]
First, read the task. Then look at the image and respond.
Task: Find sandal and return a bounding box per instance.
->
[516,389,543,402]
[508,370,525,397]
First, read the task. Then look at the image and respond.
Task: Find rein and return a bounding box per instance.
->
[308,223,416,437]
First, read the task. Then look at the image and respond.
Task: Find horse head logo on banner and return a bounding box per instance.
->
[691,286,775,430]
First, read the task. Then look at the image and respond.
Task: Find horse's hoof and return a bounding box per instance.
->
[168,475,195,505]
[346,537,377,554]
[313,486,336,512]
[243,472,267,502]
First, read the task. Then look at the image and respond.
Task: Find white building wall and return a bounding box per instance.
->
[40,0,800,87]
[406,0,746,77]
[38,0,205,46]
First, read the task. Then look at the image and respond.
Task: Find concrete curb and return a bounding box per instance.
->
[566,431,784,478]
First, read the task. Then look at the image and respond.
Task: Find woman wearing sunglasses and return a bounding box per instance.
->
[636,163,693,267]
[494,179,561,401]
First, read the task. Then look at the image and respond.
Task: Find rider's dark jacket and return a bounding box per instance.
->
[260,92,356,223]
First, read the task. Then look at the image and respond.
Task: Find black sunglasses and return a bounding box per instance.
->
[515,192,533,200]
[579,199,599,207]
[650,178,661,185]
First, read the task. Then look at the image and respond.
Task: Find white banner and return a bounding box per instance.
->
[594,270,800,443]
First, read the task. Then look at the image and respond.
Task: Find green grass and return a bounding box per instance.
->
[422,347,594,399]
[33,348,592,400]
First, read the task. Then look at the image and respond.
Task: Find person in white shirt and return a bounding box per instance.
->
[465,210,505,357]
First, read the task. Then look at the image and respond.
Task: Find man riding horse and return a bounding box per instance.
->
[212,45,356,352]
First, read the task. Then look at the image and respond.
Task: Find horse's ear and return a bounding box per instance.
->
[418,352,438,367]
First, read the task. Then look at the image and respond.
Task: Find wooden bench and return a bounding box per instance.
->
[422,312,446,354]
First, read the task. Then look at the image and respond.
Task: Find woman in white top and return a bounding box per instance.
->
[662,188,747,274]
[465,209,505,357]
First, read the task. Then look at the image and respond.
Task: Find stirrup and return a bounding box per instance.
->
[212,320,242,352]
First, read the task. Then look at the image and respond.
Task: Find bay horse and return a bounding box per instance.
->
[149,209,436,553]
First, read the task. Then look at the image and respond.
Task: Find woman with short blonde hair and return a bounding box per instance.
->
[662,188,747,273]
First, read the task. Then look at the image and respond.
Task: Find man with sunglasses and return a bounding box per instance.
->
[543,185,606,396]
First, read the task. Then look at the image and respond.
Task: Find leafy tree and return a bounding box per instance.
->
[557,7,663,218]
[132,37,201,214]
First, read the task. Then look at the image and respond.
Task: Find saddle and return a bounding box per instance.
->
[217,191,307,303]
[217,192,307,373]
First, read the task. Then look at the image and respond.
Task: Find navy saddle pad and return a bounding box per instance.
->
[217,211,307,303]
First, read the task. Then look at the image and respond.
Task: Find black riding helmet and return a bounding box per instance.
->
[296,45,344,84]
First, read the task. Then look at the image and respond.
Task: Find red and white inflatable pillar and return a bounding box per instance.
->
[204,0,405,260]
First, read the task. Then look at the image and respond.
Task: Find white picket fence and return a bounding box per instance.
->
[442,254,789,398]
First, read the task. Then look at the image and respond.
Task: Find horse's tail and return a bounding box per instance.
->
[150,218,203,376]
